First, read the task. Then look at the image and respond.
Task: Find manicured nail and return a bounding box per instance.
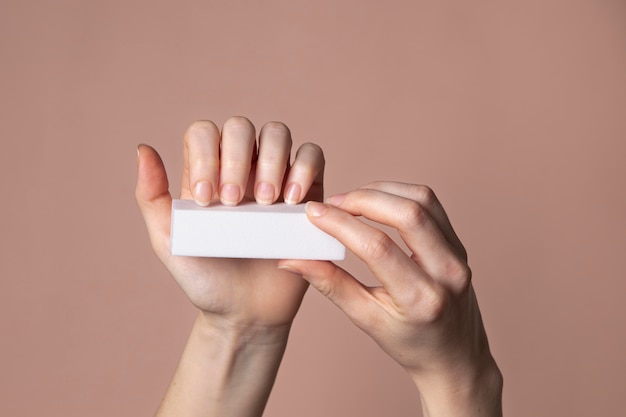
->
[255,182,275,205]
[220,184,240,206]
[277,264,302,275]
[284,183,302,205]
[194,181,213,206]
[306,201,328,217]
[326,193,346,207]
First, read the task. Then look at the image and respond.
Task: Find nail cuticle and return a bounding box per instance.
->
[194,181,213,206]
[306,201,328,217]
[220,184,240,206]
[277,265,302,275]
[256,182,276,205]
[326,193,346,207]
[285,183,302,205]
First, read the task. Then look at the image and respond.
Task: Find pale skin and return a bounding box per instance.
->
[135,117,503,417]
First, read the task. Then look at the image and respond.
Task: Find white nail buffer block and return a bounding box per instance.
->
[170,199,345,260]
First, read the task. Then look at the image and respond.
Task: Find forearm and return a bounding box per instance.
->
[412,355,503,417]
[155,312,291,417]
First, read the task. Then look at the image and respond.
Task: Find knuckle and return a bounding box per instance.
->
[298,142,324,158]
[393,288,421,316]
[363,181,383,190]
[261,121,291,138]
[221,159,249,170]
[298,142,324,154]
[185,120,218,143]
[311,264,342,299]
[315,278,334,298]
[445,260,472,289]
[411,184,438,207]
[256,156,282,168]
[258,122,292,162]
[362,231,394,261]
[418,287,448,324]
[293,143,325,173]
[399,201,429,228]
[223,116,254,131]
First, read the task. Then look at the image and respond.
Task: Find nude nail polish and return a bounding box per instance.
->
[285,184,301,205]
[194,181,212,206]
[256,182,275,205]
[220,184,240,206]
[306,201,328,217]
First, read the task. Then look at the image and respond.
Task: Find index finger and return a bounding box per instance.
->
[303,201,432,304]
[326,188,469,289]
[181,120,221,205]
[360,182,467,261]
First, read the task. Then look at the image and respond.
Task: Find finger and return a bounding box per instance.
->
[283,142,325,204]
[135,144,172,259]
[326,189,469,287]
[360,182,467,260]
[182,121,220,206]
[304,201,432,302]
[254,122,292,205]
[277,260,379,329]
[219,117,257,206]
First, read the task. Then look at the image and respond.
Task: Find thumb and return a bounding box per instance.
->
[135,144,172,258]
[277,260,375,325]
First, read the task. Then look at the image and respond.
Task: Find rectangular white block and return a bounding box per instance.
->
[170,199,345,260]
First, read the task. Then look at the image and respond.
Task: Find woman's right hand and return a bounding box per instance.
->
[279,182,503,417]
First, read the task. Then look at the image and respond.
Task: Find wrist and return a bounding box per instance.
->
[196,310,292,349]
[410,355,503,417]
[156,312,291,417]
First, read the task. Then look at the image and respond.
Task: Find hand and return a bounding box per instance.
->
[136,117,325,330]
[278,182,502,416]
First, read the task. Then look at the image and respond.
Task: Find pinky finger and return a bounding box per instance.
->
[283,143,325,204]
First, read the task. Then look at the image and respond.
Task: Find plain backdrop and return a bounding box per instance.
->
[1,1,625,416]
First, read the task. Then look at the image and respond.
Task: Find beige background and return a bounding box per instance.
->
[1,1,625,416]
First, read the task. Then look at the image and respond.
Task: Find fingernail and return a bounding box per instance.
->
[255,182,275,205]
[193,181,213,206]
[277,264,302,275]
[306,201,328,217]
[284,183,302,205]
[220,184,240,206]
[326,193,346,207]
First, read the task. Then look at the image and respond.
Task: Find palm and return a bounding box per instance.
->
[165,255,308,326]
[137,118,325,327]
[168,176,314,325]
[137,138,322,328]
